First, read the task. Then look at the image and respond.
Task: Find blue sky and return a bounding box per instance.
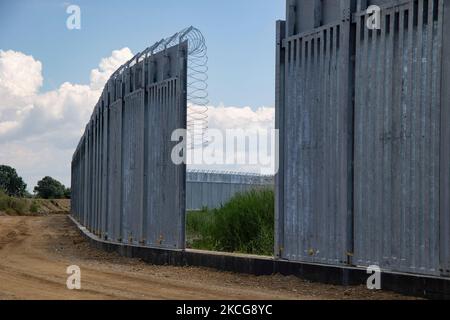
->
[0,0,285,109]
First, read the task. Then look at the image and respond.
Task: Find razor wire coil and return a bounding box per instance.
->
[108,26,209,149]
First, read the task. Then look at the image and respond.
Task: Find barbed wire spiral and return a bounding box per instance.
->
[180,27,210,149]
[108,26,209,149]
[155,27,210,149]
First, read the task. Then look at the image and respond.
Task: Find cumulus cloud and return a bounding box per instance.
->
[0,50,43,100]
[90,48,133,90]
[207,105,274,131]
[188,105,276,175]
[0,47,275,190]
[0,48,133,189]
[0,50,43,133]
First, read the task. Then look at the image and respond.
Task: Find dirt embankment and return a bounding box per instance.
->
[0,214,415,300]
[0,198,70,216]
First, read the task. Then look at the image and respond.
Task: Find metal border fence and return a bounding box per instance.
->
[276,0,450,277]
[186,170,274,210]
[71,35,188,249]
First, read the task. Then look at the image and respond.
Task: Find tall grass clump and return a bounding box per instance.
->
[0,189,8,211]
[30,201,40,213]
[0,189,28,215]
[8,197,27,214]
[187,188,274,256]
[186,209,216,251]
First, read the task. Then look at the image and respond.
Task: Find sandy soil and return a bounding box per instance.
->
[0,215,415,300]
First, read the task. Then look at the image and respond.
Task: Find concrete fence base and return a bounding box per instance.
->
[70,215,450,300]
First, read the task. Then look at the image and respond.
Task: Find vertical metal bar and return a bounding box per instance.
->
[293,36,300,261]
[362,13,369,264]
[439,0,450,275]
[429,0,440,273]
[179,43,188,249]
[424,0,435,271]
[142,57,149,244]
[406,1,415,270]
[287,0,296,37]
[340,11,354,266]
[354,13,361,265]
[318,30,325,262]
[314,0,322,28]
[118,75,124,242]
[414,0,425,271]
[321,28,329,262]
[357,0,367,12]
[275,20,286,259]
[398,8,406,270]
[380,9,390,268]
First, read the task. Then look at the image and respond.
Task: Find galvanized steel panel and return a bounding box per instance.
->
[100,95,109,240]
[277,0,450,278]
[122,89,145,245]
[71,40,187,250]
[107,98,123,243]
[277,17,353,265]
[144,76,186,249]
[353,0,444,276]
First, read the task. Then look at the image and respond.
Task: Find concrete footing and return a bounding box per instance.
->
[70,216,450,299]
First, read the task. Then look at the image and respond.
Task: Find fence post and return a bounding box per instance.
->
[275,20,286,260]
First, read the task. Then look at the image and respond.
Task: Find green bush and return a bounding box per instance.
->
[0,165,27,197]
[34,176,66,199]
[0,189,29,215]
[30,201,40,213]
[0,189,8,211]
[5,208,16,215]
[8,197,27,214]
[186,209,216,251]
[186,189,274,256]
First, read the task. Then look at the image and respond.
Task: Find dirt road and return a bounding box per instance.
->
[0,215,413,300]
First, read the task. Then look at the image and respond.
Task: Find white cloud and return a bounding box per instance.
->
[90,48,133,90]
[0,48,133,190]
[207,105,274,131]
[188,105,276,175]
[0,50,43,100]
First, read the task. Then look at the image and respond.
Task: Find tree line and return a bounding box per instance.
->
[0,165,70,199]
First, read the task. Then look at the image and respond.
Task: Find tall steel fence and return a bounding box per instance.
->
[186,170,274,211]
[276,0,450,277]
[353,0,445,275]
[71,33,188,249]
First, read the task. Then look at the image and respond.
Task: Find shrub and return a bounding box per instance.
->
[0,189,8,211]
[34,176,66,199]
[64,188,71,199]
[0,189,29,215]
[0,165,27,197]
[186,209,216,251]
[186,189,274,256]
[30,201,40,213]
[8,197,27,215]
[5,208,16,215]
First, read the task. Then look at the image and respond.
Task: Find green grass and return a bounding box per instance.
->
[30,201,40,213]
[0,189,8,211]
[0,189,33,215]
[186,189,274,256]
